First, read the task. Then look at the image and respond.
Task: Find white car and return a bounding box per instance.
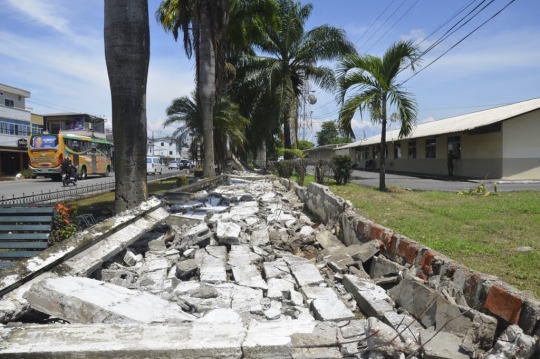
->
[168,161,179,169]
[146,157,163,175]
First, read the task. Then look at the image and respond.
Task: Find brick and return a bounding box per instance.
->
[419,250,435,276]
[368,224,385,241]
[484,285,522,324]
[356,219,368,238]
[397,238,420,264]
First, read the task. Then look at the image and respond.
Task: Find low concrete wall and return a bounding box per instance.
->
[280,178,540,337]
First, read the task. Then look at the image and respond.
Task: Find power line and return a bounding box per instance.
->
[357,0,408,52]
[354,0,396,45]
[402,0,516,85]
[364,0,421,53]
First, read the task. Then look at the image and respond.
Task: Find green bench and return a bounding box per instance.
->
[0,206,55,270]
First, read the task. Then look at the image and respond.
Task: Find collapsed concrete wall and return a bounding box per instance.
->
[0,174,538,358]
[282,179,540,340]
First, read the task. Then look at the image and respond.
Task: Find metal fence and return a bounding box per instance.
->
[0,170,186,205]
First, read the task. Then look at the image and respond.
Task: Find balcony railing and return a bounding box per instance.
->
[0,104,31,122]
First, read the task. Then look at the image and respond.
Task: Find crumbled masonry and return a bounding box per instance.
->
[0,173,538,358]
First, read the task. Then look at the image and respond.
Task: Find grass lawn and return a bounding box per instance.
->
[66,178,179,217]
[293,173,539,298]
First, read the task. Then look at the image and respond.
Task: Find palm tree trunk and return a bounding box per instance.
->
[199,0,216,178]
[379,96,387,191]
[104,0,150,213]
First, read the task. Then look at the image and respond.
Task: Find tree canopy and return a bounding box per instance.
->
[316,121,351,146]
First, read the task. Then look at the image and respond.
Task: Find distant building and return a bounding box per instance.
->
[43,113,107,140]
[336,98,540,180]
[0,83,42,175]
[147,136,180,164]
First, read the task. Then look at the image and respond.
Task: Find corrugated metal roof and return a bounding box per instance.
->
[337,97,540,149]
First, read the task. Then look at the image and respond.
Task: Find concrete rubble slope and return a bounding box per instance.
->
[0,173,538,358]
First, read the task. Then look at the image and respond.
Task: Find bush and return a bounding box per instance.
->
[176,175,189,187]
[50,203,78,244]
[331,155,353,185]
[315,159,330,184]
[293,158,308,186]
[20,169,32,178]
[278,148,305,159]
[276,160,294,178]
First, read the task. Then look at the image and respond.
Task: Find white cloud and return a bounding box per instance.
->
[400,28,435,49]
[6,0,71,35]
[420,116,435,124]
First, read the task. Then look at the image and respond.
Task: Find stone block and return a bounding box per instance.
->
[176,259,198,278]
[311,298,355,322]
[368,224,386,241]
[196,246,227,284]
[216,220,241,244]
[343,275,394,318]
[263,260,291,279]
[182,223,213,247]
[315,231,345,251]
[228,244,253,267]
[518,297,540,336]
[251,228,270,247]
[388,274,438,327]
[419,328,469,359]
[290,262,325,287]
[484,284,522,324]
[231,265,268,290]
[24,276,196,324]
[267,277,296,300]
[350,240,381,263]
[366,317,407,357]
[369,255,406,279]
[0,322,246,358]
[382,311,422,353]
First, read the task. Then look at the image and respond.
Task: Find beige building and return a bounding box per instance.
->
[335,98,540,180]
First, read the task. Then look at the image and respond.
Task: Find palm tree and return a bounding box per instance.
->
[233,0,356,153]
[163,93,248,171]
[156,0,224,178]
[336,40,421,191]
[104,0,150,212]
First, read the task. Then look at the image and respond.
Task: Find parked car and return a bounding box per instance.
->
[179,159,194,169]
[168,161,179,170]
[146,157,163,175]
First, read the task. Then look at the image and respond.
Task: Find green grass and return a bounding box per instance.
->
[66,178,180,217]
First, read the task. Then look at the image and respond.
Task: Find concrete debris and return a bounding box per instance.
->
[0,174,533,359]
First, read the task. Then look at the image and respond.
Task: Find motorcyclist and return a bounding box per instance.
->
[61,158,77,182]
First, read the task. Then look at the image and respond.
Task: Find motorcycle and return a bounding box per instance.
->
[62,166,78,187]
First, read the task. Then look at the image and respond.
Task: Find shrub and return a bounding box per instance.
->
[50,203,78,244]
[315,159,330,184]
[293,158,308,186]
[276,160,294,178]
[176,175,189,187]
[278,148,305,159]
[331,155,353,185]
[20,169,32,178]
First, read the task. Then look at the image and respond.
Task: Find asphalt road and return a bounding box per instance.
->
[307,166,540,192]
[0,168,188,201]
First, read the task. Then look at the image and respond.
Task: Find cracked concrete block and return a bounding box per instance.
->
[267,277,296,300]
[231,284,263,314]
[289,262,325,287]
[0,322,246,358]
[326,253,355,273]
[123,248,140,267]
[174,282,233,314]
[251,228,270,247]
[182,223,213,247]
[343,275,394,318]
[382,311,422,354]
[369,255,406,279]
[231,265,268,290]
[216,220,242,244]
[290,289,305,306]
[263,260,291,279]
[242,320,318,358]
[312,298,355,322]
[176,259,198,278]
[419,328,469,359]
[315,231,345,251]
[196,246,227,284]
[298,226,315,236]
[200,308,242,324]
[264,307,281,320]
[388,274,438,326]
[461,312,497,357]
[340,319,367,340]
[228,244,252,267]
[25,276,196,324]
[366,317,408,357]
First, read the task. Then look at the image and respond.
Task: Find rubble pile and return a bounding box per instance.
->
[0,175,538,359]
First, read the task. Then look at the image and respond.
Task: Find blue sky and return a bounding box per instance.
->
[1,0,539,143]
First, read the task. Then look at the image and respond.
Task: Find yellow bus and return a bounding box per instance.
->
[28,134,113,181]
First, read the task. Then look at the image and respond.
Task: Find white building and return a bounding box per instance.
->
[147,136,180,164]
[0,83,43,175]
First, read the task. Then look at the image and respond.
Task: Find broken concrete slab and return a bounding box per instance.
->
[263,260,291,281]
[231,265,268,290]
[419,328,470,359]
[196,246,227,284]
[366,317,408,357]
[290,262,325,287]
[251,228,270,247]
[315,231,345,251]
[382,311,422,353]
[267,277,296,300]
[311,298,355,322]
[228,244,253,267]
[25,276,196,324]
[216,220,241,244]
[343,274,394,318]
[369,255,406,279]
[173,282,232,314]
[0,322,246,358]
[175,259,198,278]
[178,223,213,248]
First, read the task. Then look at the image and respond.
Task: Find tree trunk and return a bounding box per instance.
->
[199,0,216,178]
[104,0,150,213]
[379,96,387,191]
[255,139,267,168]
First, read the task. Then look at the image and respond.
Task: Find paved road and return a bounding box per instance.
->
[0,168,188,200]
[307,166,540,192]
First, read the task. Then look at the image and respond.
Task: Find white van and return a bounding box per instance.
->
[146,157,163,175]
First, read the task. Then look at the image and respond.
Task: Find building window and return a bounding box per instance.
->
[4,98,14,107]
[425,138,436,158]
[161,142,164,147]
[408,141,416,158]
[447,136,461,158]
[394,142,401,158]
[169,151,173,155]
